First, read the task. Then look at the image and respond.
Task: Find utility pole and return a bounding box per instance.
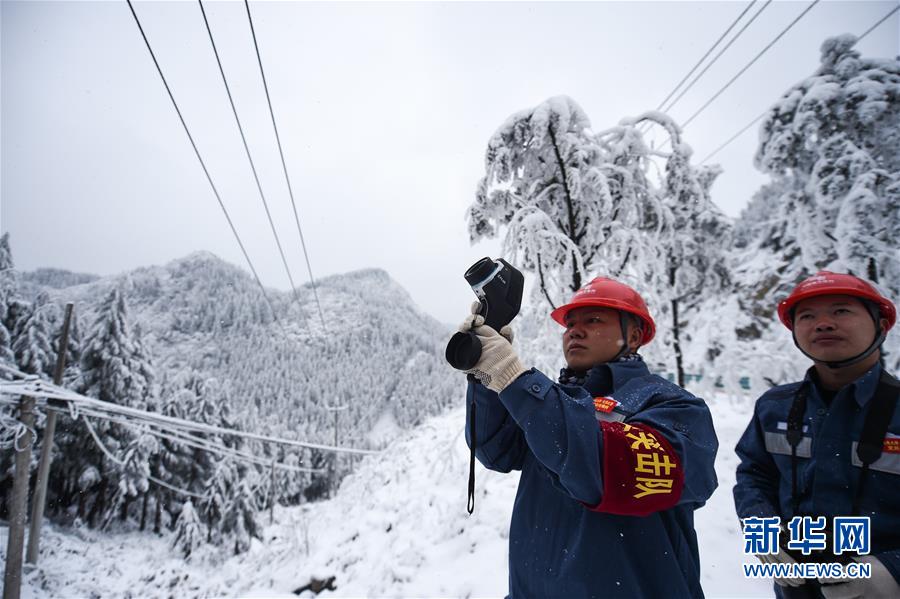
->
[3,389,36,599]
[324,404,348,496]
[27,303,73,564]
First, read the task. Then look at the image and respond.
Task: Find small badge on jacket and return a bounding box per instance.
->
[594,396,618,413]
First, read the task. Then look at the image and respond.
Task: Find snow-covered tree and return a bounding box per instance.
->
[172,499,205,559]
[468,96,610,301]
[201,459,261,553]
[0,233,15,365]
[81,286,156,409]
[469,96,732,379]
[660,156,732,385]
[67,285,158,526]
[11,292,56,378]
[53,305,83,389]
[732,34,900,377]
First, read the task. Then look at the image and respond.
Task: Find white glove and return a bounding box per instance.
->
[467,324,527,393]
[756,550,803,587]
[819,556,900,599]
[462,301,514,343]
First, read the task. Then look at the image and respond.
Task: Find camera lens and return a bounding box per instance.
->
[446,331,482,370]
[464,257,497,287]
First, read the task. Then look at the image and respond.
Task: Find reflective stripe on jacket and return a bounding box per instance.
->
[733,363,900,593]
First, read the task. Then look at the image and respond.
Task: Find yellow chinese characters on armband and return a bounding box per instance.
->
[623,424,678,500]
[587,420,685,516]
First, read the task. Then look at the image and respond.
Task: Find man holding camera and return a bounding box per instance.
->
[461,276,718,598]
[733,272,900,598]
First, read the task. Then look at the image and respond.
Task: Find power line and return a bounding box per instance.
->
[74,405,323,473]
[649,1,760,122]
[858,3,900,42]
[243,0,328,332]
[680,0,821,130]
[197,0,311,335]
[700,110,767,164]
[80,413,207,499]
[662,0,772,117]
[699,3,900,165]
[124,0,285,334]
[1,378,380,455]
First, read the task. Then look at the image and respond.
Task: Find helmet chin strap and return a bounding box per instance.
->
[792,305,885,369]
[609,313,635,362]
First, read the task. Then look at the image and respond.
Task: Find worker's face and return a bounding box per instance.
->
[792,294,884,363]
[562,307,636,370]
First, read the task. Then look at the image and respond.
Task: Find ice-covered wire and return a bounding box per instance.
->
[82,415,126,467]
[82,413,206,499]
[0,362,32,380]
[197,0,311,337]
[124,0,286,335]
[78,406,324,474]
[680,0,821,129]
[0,379,379,455]
[244,0,328,334]
[698,3,899,166]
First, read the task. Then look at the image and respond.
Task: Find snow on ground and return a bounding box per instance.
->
[5,394,773,598]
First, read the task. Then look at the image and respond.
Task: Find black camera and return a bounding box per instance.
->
[445,257,524,370]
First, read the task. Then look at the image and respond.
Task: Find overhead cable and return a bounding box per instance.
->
[642,0,760,135]
[662,0,772,117]
[124,0,285,333]
[0,378,379,455]
[76,405,324,473]
[699,3,900,165]
[699,110,767,164]
[857,3,900,42]
[81,413,208,499]
[243,0,328,332]
[680,0,821,129]
[197,0,311,335]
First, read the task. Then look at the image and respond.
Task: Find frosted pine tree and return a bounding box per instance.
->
[0,233,15,365]
[53,306,83,388]
[733,35,900,378]
[103,431,159,529]
[11,292,56,378]
[201,459,261,552]
[73,285,158,526]
[172,499,206,559]
[154,372,219,530]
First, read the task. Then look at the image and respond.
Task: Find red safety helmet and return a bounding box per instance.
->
[550,277,656,345]
[777,271,896,331]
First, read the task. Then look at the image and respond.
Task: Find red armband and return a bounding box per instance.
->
[585,420,684,516]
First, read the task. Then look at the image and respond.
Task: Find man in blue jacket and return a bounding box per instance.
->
[734,271,900,598]
[461,276,718,598]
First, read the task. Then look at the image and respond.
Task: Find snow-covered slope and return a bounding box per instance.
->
[9,392,772,598]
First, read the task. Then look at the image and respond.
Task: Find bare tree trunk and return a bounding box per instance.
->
[153,491,162,535]
[87,478,107,528]
[669,265,685,388]
[547,124,582,292]
[536,254,557,309]
[140,491,149,532]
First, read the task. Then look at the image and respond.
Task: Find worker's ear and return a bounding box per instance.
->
[627,320,643,352]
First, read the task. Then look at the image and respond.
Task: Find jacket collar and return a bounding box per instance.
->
[804,362,882,408]
[581,359,651,398]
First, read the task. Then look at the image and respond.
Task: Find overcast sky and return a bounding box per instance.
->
[2,0,898,326]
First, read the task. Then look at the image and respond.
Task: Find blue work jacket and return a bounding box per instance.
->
[466,359,719,598]
[733,363,900,594]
